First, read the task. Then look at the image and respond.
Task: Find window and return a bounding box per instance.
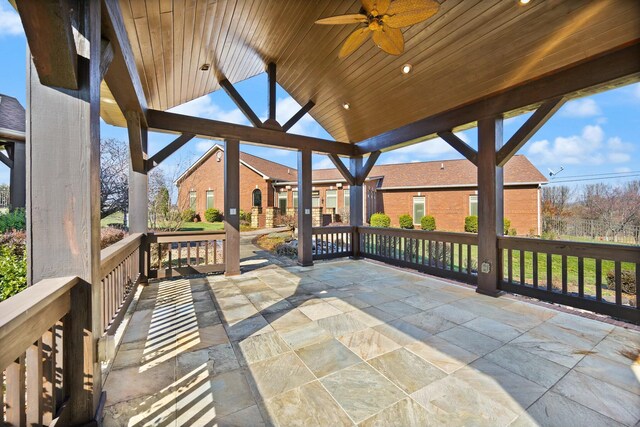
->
[312,191,320,208]
[189,191,196,211]
[344,190,350,209]
[469,195,478,216]
[206,190,214,209]
[252,189,262,207]
[413,197,425,224]
[292,191,298,209]
[278,192,287,214]
[326,190,337,209]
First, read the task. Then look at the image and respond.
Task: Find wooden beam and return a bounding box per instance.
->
[327,154,355,186]
[282,100,315,132]
[99,39,114,82]
[146,133,195,171]
[101,0,148,125]
[129,128,148,234]
[126,112,145,173]
[146,109,357,156]
[268,62,277,122]
[224,139,241,276]
[357,43,640,153]
[15,0,78,90]
[350,157,364,257]
[297,148,313,266]
[219,78,263,128]
[496,97,565,167]
[356,151,381,185]
[9,142,25,209]
[437,131,478,165]
[0,150,13,168]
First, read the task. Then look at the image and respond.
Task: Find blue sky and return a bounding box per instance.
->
[1,0,639,189]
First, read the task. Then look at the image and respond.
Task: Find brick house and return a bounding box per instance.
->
[177,145,547,234]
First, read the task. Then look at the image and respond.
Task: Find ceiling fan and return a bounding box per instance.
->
[315,0,440,58]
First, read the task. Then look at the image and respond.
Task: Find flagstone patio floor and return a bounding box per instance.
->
[102,259,640,427]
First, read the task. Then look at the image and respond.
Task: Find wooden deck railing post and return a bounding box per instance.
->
[476,116,504,296]
[9,141,26,209]
[25,0,102,422]
[349,157,363,258]
[128,118,148,235]
[224,139,241,275]
[297,147,313,266]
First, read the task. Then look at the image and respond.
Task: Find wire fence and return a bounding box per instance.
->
[0,187,9,209]
[543,216,640,244]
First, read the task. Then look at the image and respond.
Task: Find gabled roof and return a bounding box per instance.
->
[0,94,26,141]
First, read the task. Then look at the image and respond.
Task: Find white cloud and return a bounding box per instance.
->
[313,156,335,169]
[635,83,640,100]
[169,95,248,125]
[273,96,324,138]
[195,140,215,153]
[615,167,632,173]
[0,3,22,37]
[561,98,601,118]
[380,133,469,165]
[527,125,633,166]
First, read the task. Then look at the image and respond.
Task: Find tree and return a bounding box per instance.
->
[100,138,129,219]
[542,185,573,218]
[579,181,640,241]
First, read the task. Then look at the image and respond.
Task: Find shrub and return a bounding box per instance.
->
[605,269,636,295]
[204,208,222,222]
[239,209,251,223]
[0,244,27,301]
[420,215,436,231]
[399,214,414,229]
[0,208,26,233]
[181,209,197,222]
[100,227,125,249]
[370,213,391,228]
[0,231,26,256]
[464,216,478,233]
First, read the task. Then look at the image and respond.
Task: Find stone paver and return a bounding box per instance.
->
[103,259,640,427]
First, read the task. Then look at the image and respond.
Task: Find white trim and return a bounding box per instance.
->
[379,182,544,190]
[273,176,384,186]
[412,196,426,225]
[0,127,26,141]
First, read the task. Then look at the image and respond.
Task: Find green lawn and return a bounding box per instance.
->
[101,211,124,227]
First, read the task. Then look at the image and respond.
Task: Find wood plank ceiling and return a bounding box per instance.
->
[100,0,640,143]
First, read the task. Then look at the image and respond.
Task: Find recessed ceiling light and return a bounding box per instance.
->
[200,63,211,71]
[519,0,531,4]
[402,64,412,74]
[342,102,350,110]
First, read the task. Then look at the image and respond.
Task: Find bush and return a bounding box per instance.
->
[370,213,391,228]
[239,209,251,223]
[100,227,125,249]
[0,231,26,256]
[464,216,478,233]
[204,208,222,222]
[606,269,636,295]
[421,215,436,231]
[0,208,26,233]
[181,209,197,222]
[0,244,27,301]
[399,214,414,229]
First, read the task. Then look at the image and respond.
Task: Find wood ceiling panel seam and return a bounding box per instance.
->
[179,0,197,105]
[133,15,162,109]
[191,0,222,103]
[172,0,185,109]
[217,0,255,90]
[199,0,231,102]
[160,10,174,110]
[145,0,169,110]
[187,0,217,103]
[336,0,622,138]
[120,0,154,110]
[210,0,238,83]
[184,0,208,104]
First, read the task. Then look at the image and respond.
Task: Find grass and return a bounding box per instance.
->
[100,212,255,232]
[101,211,124,227]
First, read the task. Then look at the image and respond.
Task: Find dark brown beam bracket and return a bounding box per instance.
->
[146,109,357,156]
[99,39,114,82]
[327,154,355,186]
[146,133,196,172]
[219,78,263,128]
[437,131,478,165]
[0,151,13,168]
[268,62,277,122]
[496,97,565,167]
[282,100,315,132]
[15,0,78,90]
[357,151,381,185]
[126,111,146,173]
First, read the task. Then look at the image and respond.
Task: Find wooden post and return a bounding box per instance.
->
[476,116,504,296]
[25,0,101,423]
[224,139,240,275]
[350,157,363,258]
[9,141,26,208]
[297,147,313,266]
[128,124,148,233]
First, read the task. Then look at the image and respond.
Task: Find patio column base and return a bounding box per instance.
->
[297,261,313,267]
[225,269,241,277]
[349,256,361,260]
[475,287,502,298]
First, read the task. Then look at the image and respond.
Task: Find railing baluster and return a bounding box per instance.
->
[532,251,538,288]
[635,263,639,309]
[187,242,191,266]
[546,253,553,291]
[562,255,568,294]
[578,257,584,297]
[467,244,471,275]
[26,340,43,426]
[42,327,55,424]
[615,261,622,305]
[6,354,26,426]
[519,250,525,285]
[508,249,513,284]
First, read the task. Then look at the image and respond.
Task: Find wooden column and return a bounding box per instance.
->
[128,126,148,233]
[224,139,240,275]
[297,147,313,266]
[476,116,504,296]
[9,141,26,208]
[25,0,101,423]
[350,157,363,258]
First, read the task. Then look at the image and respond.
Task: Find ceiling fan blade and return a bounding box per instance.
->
[339,27,371,58]
[385,0,439,28]
[361,0,390,15]
[372,26,404,55]
[315,14,368,25]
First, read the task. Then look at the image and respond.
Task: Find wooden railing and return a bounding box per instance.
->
[358,227,479,284]
[499,236,639,323]
[312,226,354,259]
[100,233,144,335]
[0,276,89,426]
[147,230,226,279]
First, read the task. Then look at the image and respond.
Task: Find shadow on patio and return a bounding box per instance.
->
[102,259,640,427]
